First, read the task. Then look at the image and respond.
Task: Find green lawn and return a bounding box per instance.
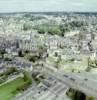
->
[0,77,25,100]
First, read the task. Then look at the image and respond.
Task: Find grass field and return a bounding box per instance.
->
[0,77,25,100]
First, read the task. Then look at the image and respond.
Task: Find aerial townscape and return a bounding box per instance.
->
[0,12,97,100]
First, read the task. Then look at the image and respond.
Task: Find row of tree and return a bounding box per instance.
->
[34,24,69,36]
[66,88,94,100]
[16,71,32,91]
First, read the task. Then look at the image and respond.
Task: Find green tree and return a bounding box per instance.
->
[48,26,62,35]
[0,49,6,58]
[18,50,24,57]
[23,22,32,31]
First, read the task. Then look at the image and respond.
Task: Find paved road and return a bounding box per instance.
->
[14,64,97,99]
[44,68,97,98]
[14,75,69,100]
[42,64,97,98]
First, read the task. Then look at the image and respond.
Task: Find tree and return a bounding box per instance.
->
[24,50,30,54]
[23,71,32,83]
[16,41,19,48]
[86,97,95,100]
[74,91,86,100]
[28,55,38,62]
[38,26,48,34]
[48,26,62,35]
[23,22,32,31]
[60,25,69,33]
[0,49,6,58]
[18,50,24,57]
[66,88,87,100]
[55,52,58,57]
[59,44,64,49]
[55,55,61,69]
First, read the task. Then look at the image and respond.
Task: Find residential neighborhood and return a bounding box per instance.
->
[0,12,97,100]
